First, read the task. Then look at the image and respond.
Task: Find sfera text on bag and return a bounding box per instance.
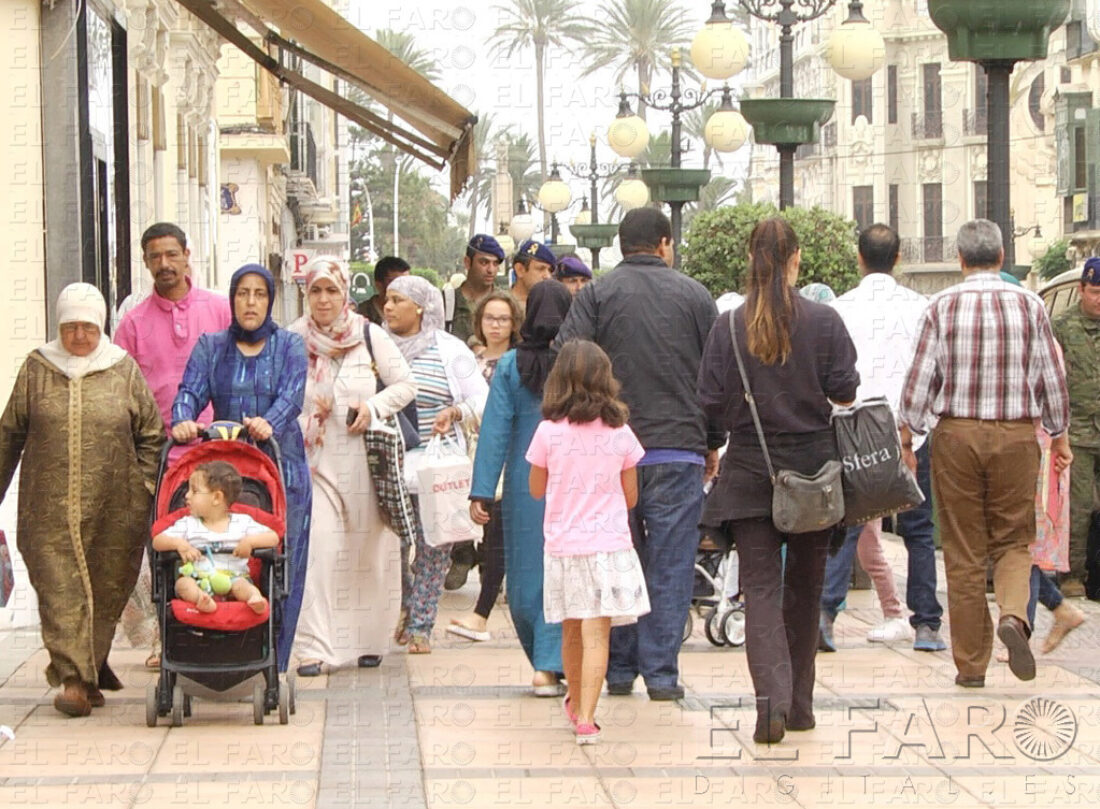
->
[842,446,895,473]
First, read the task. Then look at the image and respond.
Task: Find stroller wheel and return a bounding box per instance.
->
[722,607,746,647]
[278,678,290,725]
[170,685,184,727]
[145,683,158,728]
[704,608,727,647]
[183,695,193,718]
[253,683,265,725]
[682,612,693,643]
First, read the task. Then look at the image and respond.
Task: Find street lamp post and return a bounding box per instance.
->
[562,134,622,270]
[608,48,740,252]
[737,0,885,210]
[928,0,1070,271]
[605,4,752,256]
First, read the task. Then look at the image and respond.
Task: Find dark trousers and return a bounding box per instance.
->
[608,462,704,691]
[1028,566,1064,627]
[733,518,832,725]
[474,502,506,618]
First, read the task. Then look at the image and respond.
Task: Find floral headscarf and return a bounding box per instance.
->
[384,275,445,363]
[288,256,367,461]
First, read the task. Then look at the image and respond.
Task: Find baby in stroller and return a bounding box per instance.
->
[153,460,278,615]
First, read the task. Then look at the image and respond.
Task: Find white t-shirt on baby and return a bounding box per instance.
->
[162,512,270,576]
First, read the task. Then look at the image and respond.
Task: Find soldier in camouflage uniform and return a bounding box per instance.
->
[1052,257,1100,597]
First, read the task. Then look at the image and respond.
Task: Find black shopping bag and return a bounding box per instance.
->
[832,398,924,526]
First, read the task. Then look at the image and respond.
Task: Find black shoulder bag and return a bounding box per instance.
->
[728,309,845,534]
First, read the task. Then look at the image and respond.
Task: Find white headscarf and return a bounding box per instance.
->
[37,283,128,379]
[383,275,445,363]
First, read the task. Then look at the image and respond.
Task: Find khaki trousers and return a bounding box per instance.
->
[931,419,1038,679]
[1068,445,1100,583]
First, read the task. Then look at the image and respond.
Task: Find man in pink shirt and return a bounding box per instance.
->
[116,223,231,440]
[115,223,230,669]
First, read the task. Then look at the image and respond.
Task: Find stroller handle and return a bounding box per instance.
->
[156,421,284,486]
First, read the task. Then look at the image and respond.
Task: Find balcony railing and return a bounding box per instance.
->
[963,107,988,136]
[901,236,957,264]
[911,111,944,140]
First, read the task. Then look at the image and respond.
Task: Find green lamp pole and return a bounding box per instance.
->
[738,0,885,210]
[566,134,621,271]
[928,1,1070,270]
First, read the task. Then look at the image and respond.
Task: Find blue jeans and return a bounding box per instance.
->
[820,440,943,630]
[1027,566,1063,627]
[608,462,704,690]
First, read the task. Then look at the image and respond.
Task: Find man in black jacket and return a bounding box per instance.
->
[554,208,722,700]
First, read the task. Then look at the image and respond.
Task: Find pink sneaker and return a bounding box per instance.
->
[562,694,578,728]
[575,722,601,745]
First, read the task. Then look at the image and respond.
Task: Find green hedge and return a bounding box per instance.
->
[681,203,861,298]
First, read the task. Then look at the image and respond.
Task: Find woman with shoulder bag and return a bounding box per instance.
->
[384,275,488,654]
[697,218,859,744]
[287,256,416,676]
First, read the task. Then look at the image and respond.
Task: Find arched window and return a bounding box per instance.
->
[1029,73,1047,132]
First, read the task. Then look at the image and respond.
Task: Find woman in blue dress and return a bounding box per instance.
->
[469,280,572,696]
[170,265,311,672]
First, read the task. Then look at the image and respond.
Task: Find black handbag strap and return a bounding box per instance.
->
[728,309,776,482]
[363,323,386,392]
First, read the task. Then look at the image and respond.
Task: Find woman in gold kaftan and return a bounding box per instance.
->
[0,283,164,716]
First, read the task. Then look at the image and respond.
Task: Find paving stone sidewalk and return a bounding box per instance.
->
[2,535,1100,808]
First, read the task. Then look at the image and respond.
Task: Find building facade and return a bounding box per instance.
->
[744,0,1067,291]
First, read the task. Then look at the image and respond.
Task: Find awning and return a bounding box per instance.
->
[176,0,476,199]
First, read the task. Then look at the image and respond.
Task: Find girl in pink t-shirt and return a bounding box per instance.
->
[526,340,650,745]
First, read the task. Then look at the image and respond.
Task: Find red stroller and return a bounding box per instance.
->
[145,423,295,726]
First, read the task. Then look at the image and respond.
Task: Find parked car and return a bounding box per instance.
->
[1039,268,1081,317]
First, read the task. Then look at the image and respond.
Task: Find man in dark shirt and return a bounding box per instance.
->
[554,208,721,700]
[357,255,409,325]
[446,234,506,344]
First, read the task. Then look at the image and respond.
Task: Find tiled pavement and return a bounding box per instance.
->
[2,535,1100,808]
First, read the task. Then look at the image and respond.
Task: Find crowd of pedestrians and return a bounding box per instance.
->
[0,210,1093,746]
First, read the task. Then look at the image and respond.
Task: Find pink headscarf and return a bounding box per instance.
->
[288,256,366,462]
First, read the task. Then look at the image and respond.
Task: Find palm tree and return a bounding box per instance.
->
[577,0,697,121]
[466,113,501,239]
[503,131,542,205]
[488,0,588,183]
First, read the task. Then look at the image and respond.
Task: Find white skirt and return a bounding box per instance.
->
[543,549,651,626]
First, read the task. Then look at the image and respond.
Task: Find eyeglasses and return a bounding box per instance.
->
[483,316,513,326]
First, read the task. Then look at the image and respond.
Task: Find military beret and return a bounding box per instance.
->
[555,255,592,279]
[1083,257,1100,285]
[515,239,557,266]
[468,233,506,261]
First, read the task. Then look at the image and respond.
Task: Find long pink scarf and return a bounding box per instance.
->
[288,258,366,463]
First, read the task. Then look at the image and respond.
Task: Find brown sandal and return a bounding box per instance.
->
[408,633,431,654]
[394,611,410,645]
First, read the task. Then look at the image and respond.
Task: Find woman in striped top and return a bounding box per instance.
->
[384,275,488,653]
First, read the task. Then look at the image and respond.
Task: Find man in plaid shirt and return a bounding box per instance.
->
[899,219,1071,688]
